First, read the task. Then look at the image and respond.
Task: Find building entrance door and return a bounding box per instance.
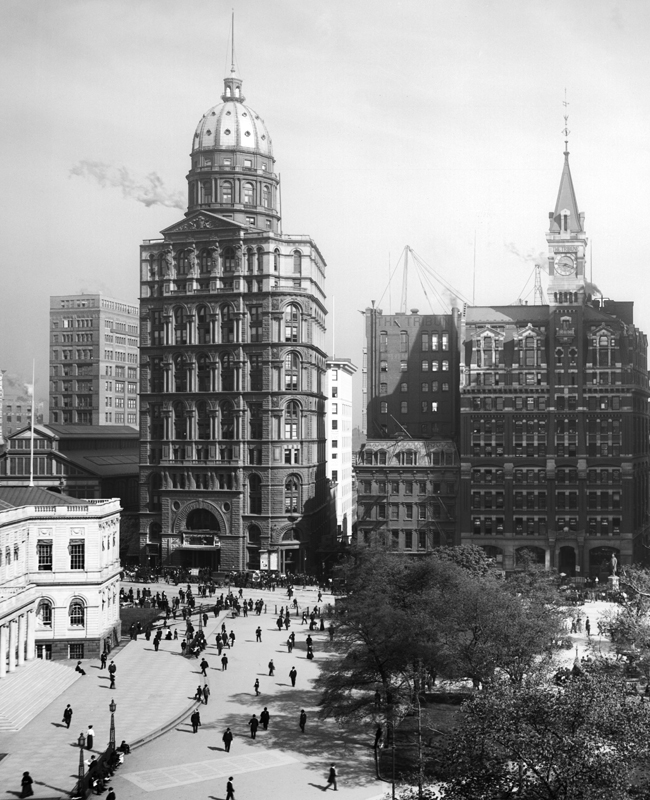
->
[558,545,576,577]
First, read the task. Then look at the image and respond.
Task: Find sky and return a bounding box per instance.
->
[2,0,650,426]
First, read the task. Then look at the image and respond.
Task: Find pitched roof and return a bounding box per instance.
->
[0,486,87,508]
[550,152,582,234]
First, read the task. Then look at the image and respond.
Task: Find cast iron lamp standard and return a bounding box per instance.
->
[77,732,86,784]
[109,698,117,751]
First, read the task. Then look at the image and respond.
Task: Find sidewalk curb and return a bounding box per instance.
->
[130,695,204,751]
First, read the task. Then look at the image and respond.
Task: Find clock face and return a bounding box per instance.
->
[555,255,576,277]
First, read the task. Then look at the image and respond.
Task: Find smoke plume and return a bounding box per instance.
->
[505,243,549,272]
[584,281,602,298]
[70,161,185,210]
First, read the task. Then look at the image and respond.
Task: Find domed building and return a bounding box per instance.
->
[137,60,329,577]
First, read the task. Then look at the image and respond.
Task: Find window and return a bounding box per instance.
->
[401,402,408,414]
[243,182,255,205]
[285,401,300,439]
[421,332,429,351]
[401,382,408,392]
[38,600,52,627]
[249,306,263,342]
[380,401,388,414]
[293,250,302,274]
[249,474,262,514]
[285,476,300,514]
[69,601,85,626]
[69,541,85,570]
[285,305,300,342]
[400,331,409,352]
[69,643,84,660]
[285,353,300,390]
[38,541,53,571]
[221,180,233,203]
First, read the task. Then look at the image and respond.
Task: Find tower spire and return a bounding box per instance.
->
[231,10,235,74]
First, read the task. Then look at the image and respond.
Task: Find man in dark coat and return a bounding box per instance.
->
[62,704,73,729]
[190,710,201,733]
[222,727,233,752]
[289,666,297,687]
[260,707,270,730]
[226,776,235,800]
[248,714,259,739]
[299,709,307,733]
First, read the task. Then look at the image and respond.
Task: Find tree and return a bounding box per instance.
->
[429,544,493,576]
[440,669,650,800]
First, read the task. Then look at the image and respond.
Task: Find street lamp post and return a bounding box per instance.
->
[77,732,86,785]
[109,698,117,752]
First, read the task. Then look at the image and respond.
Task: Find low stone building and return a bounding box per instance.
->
[0,487,121,669]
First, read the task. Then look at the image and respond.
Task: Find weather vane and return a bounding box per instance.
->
[562,89,570,154]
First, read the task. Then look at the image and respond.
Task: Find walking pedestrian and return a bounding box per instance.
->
[109,671,116,690]
[221,654,228,671]
[62,704,73,729]
[268,659,275,676]
[289,666,297,687]
[106,788,116,800]
[222,727,233,752]
[585,617,591,637]
[100,651,107,669]
[248,714,259,739]
[256,626,262,642]
[19,771,34,798]
[260,706,270,730]
[226,776,235,800]
[299,709,307,733]
[203,684,210,705]
[326,763,338,791]
[108,660,116,682]
[200,658,209,676]
[254,678,260,696]
[87,724,94,749]
[190,710,201,733]
[229,631,236,647]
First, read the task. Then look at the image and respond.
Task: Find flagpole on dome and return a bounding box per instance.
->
[28,359,35,487]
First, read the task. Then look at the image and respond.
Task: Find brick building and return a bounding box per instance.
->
[137,60,329,574]
[458,147,650,575]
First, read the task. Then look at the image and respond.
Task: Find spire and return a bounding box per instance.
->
[549,92,582,234]
[221,11,245,103]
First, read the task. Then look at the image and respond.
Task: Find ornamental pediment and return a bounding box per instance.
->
[160,211,246,237]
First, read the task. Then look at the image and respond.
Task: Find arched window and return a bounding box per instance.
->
[37,599,53,627]
[196,306,211,344]
[256,247,264,273]
[173,307,187,345]
[202,180,212,203]
[220,305,235,343]
[220,400,234,440]
[220,353,234,391]
[293,250,302,274]
[221,181,233,204]
[262,185,271,209]
[173,402,187,440]
[285,475,301,514]
[196,400,210,440]
[248,475,262,514]
[285,352,300,390]
[186,508,220,531]
[273,249,280,272]
[149,472,162,512]
[243,182,255,205]
[247,248,255,273]
[199,249,210,273]
[285,401,300,440]
[173,354,187,392]
[400,330,409,353]
[284,304,300,343]
[196,353,210,392]
[177,250,189,276]
[69,600,85,627]
[223,247,235,273]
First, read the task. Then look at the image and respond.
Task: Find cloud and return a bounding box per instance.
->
[69,161,185,210]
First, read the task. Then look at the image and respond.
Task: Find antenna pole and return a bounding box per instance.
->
[29,359,35,487]
[400,246,409,314]
[534,263,544,305]
[472,230,476,305]
[231,10,235,72]
[562,89,570,154]
[331,296,335,358]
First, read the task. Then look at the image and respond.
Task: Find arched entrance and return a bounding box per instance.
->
[147,521,162,568]
[279,528,302,575]
[589,546,620,581]
[558,545,576,577]
[247,524,261,570]
[176,508,221,572]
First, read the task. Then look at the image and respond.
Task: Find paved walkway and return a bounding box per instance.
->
[0,582,385,800]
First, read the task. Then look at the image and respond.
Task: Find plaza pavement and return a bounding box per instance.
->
[0,582,387,800]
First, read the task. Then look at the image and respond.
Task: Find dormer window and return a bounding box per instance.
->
[561,209,570,232]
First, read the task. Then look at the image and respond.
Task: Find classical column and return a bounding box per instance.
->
[0,624,7,678]
[8,619,17,673]
[26,609,36,661]
[17,614,25,666]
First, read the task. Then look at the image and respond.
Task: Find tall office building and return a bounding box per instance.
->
[355,308,461,552]
[50,294,139,428]
[138,60,329,574]
[458,145,650,574]
[326,358,357,541]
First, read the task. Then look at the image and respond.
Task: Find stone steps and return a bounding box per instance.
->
[0,658,81,731]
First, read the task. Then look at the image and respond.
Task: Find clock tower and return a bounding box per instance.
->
[546,145,588,305]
